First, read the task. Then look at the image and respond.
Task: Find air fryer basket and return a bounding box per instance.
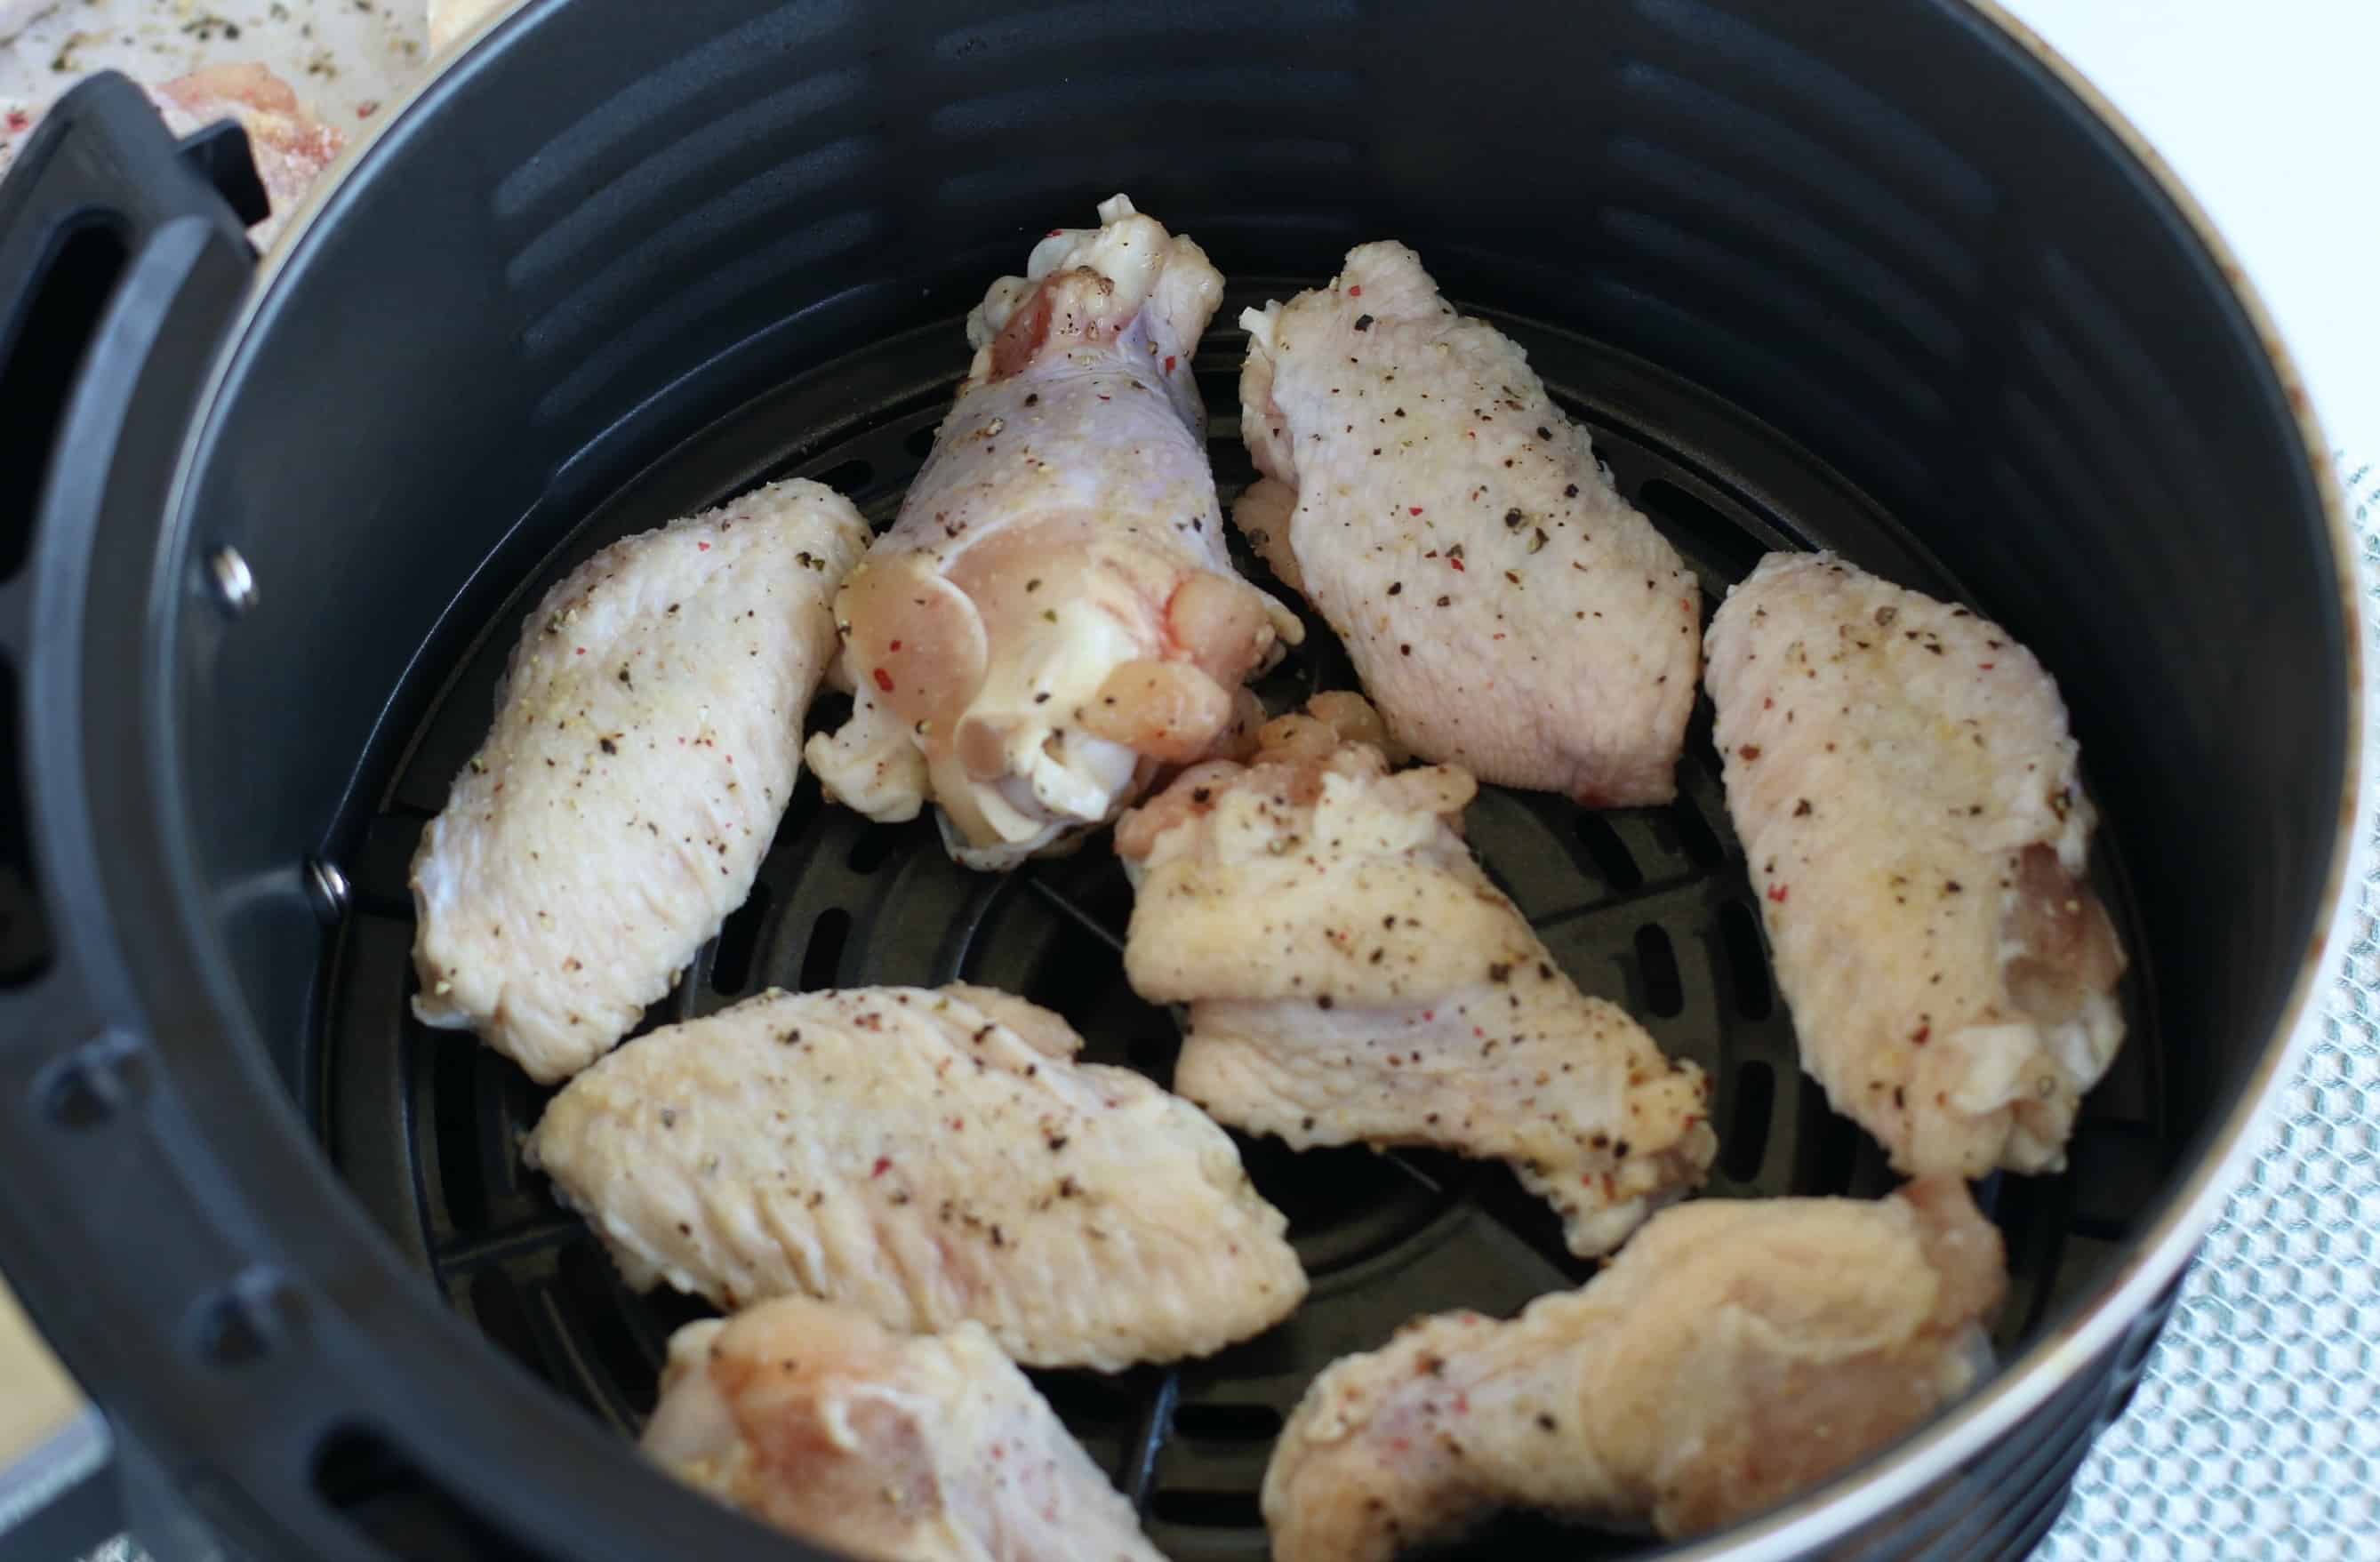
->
[0,3,2352,1561]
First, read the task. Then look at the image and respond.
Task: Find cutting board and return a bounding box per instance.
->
[0,1277,80,1467]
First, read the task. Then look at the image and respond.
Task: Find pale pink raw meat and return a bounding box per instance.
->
[1264,1178,2006,1556]
[1116,700,1713,1257]
[1238,242,1698,805]
[646,1298,1165,1562]
[806,194,1297,869]
[147,64,344,252]
[1704,551,2126,1177]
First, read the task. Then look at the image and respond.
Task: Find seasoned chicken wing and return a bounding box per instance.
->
[1237,242,1698,805]
[806,194,1298,869]
[1705,552,2126,1177]
[1264,1178,2006,1556]
[411,481,866,1084]
[1115,701,1713,1257]
[645,1299,1164,1562]
[527,985,1305,1371]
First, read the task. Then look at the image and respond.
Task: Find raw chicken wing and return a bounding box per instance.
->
[807,195,1297,869]
[1238,242,1698,805]
[1705,552,2126,1176]
[1264,1177,2006,1555]
[411,480,867,1084]
[528,984,1305,1371]
[147,65,344,252]
[645,1299,1164,1562]
[1115,701,1713,1256]
[1,65,343,252]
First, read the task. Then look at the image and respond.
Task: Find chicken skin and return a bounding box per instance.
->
[411,481,866,1084]
[1114,701,1713,1257]
[1237,242,1698,805]
[645,1299,1164,1562]
[1263,1178,2006,1557]
[1705,552,2126,1177]
[527,984,1305,1372]
[807,195,1297,869]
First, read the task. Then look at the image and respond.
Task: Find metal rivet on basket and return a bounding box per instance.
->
[209,546,258,615]
[304,857,350,925]
[191,1266,292,1368]
[36,1030,146,1130]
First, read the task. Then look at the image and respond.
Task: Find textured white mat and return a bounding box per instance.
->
[2040,456,2380,1561]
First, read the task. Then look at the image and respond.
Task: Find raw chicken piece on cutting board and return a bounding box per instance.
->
[428,0,508,51]
[146,63,342,251]
[1238,241,1699,805]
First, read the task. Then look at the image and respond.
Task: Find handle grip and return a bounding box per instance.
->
[0,69,261,1024]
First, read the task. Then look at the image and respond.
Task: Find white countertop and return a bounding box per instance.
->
[2,0,2368,446]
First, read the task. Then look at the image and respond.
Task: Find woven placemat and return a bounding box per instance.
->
[2042,456,2380,1560]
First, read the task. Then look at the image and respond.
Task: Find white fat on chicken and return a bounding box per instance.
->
[1115,700,1714,1257]
[1263,1178,2007,1557]
[1237,242,1699,805]
[806,194,1297,869]
[526,984,1306,1372]
[645,1299,1165,1562]
[410,480,866,1084]
[1704,551,2127,1177]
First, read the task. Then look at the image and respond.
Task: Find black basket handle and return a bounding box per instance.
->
[0,70,261,617]
[0,68,260,996]
[0,60,264,1530]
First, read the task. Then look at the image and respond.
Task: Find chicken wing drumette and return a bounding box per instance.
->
[807,195,1296,869]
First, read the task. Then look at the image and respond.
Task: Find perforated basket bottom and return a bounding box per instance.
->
[316,285,2167,1560]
